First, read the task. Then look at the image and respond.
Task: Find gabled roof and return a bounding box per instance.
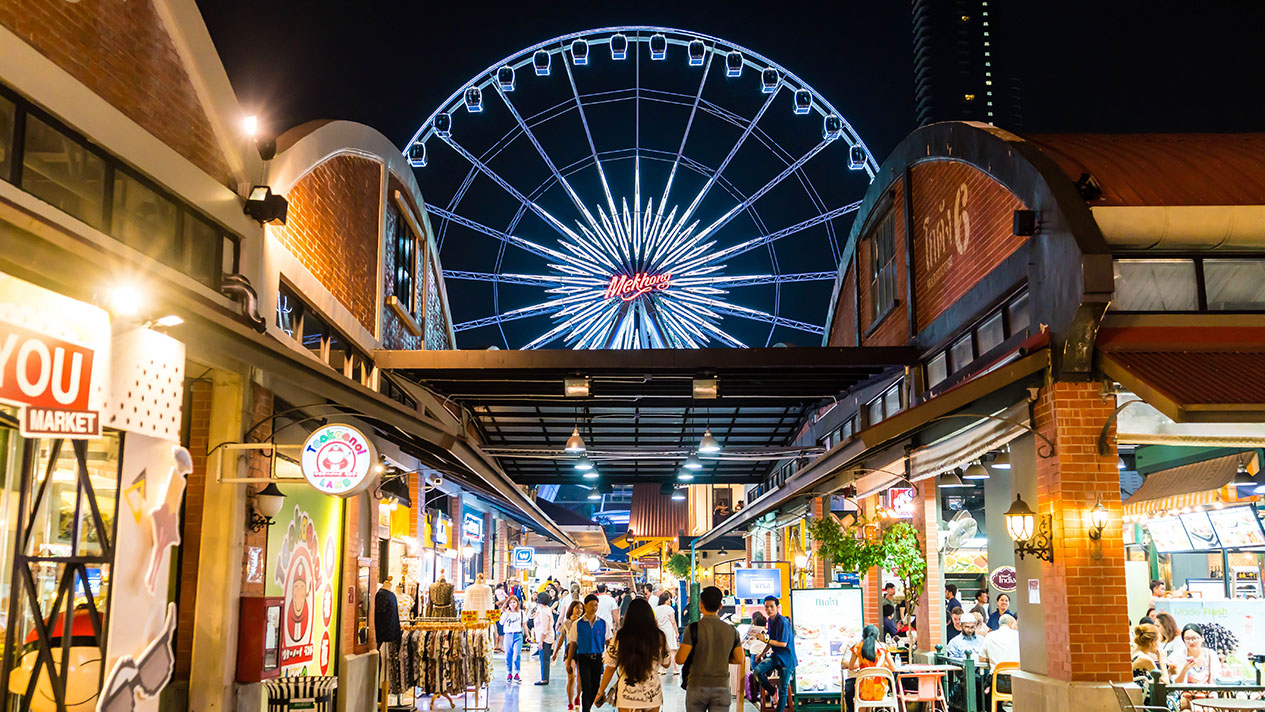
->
[1024,133,1265,206]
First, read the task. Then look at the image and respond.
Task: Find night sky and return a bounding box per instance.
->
[198,0,1265,347]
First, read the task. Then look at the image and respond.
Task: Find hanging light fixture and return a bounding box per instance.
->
[939,469,968,488]
[672,489,686,501]
[587,489,601,501]
[962,461,991,480]
[582,467,599,480]
[991,448,1011,470]
[698,428,721,454]
[565,427,587,453]
[677,470,695,482]
[574,454,594,472]
[684,453,703,470]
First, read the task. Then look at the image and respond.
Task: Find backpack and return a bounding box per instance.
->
[680,622,698,691]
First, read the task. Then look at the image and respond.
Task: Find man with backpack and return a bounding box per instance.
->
[675,586,743,712]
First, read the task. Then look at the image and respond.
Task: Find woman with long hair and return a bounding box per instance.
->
[596,598,671,711]
[1175,624,1223,709]
[1131,623,1169,684]
[652,592,680,677]
[553,601,585,710]
[502,595,526,683]
[845,624,896,708]
[1155,612,1183,671]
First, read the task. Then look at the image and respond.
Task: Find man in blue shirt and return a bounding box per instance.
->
[568,594,606,712]
[754,595,797,712]
[944,584,962,626]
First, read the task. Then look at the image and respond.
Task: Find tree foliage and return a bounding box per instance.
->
[880,521,927,614]
[806,513,928,614]
[665,552,692,578]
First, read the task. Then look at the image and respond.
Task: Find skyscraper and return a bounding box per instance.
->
[911,0,1021,128]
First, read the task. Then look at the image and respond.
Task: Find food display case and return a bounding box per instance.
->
[788,587,864,698]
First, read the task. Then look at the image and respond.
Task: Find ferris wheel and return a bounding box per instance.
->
[405,27,878,350]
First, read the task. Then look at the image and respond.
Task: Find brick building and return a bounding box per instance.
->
[702,121,1265,711]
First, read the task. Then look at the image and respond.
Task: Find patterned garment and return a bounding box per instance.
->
[387,641,403,695]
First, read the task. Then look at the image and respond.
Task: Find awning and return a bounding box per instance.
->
[523,529,610,556]
[1100,351,1265,423]
[693,348,1050,547]
[908,401,1031,481]
[1123,451,1256,515]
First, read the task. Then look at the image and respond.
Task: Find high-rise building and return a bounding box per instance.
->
[911,0,1022,128]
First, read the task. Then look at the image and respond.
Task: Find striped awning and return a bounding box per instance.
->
[1123,451,1258,516]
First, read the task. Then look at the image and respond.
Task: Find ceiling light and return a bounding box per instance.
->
[587,490,601,501]
[565,427,587,453]
[939,470,968,488]
[684,453,703,470]
[698,429,721,454]
[574,455,594,472]
[582,471,599,480]
[564,376,590,398]
[962,462,990,480]
[1118,457,1128,470]
[243,115,258,137]
[991,449,1010,469]
[154,315,184,328]
[677,470,695,482]
[672,490,686,501]
[108,284,142,317]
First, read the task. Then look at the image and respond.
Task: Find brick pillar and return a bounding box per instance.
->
[861,497,880,626]
[912,481,943,652]
[343,494,378,653]
[810,498,827,587]
[745,534,754,567]
[241,384,273,595]
[1032,382,1129,683]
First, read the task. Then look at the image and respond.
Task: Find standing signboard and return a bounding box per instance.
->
[789,587,864,697]
[266,485,343,676]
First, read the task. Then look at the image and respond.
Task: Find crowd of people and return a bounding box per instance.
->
[1134,581,1227,710]
[478,576,795,712]
[938,584,1021,667]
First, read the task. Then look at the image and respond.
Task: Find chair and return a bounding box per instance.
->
[851,668,899,712]
[759,669,796,712]
[990,662,1018,712]
[895,668,949,712]
[1108,681,1169,712]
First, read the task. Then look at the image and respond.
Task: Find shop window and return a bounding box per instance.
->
[1007,293,1030,336]
[949,333,974,373]
[112,171,179,262]
[867,397,884,427]
[1204,259,1265,311]
[1112,259,1198,311]
[181,214,224,288]
[976,311,1005,355]
[926,352,948,388]
[867,210,897,324]
[867,383,903,426]
[303,310,331,362]
[883,384,903,417]
[0,411,21,641]
[392,207,417,312]
[21,114,107,228]
[0,95,13,181]
[841,418,854,440]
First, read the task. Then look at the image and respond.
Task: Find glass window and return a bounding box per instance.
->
[976,312,1005,355]
[182,214,222,288]
[1007,293,1030,336]
[0,95,14,181]
[927,352,948,388]
[884,385,902,417]
[868,210,897,324]
[867,397,884,426]
[22,115,106,228]
[112,171,178,259]
[1112,259,1198,311]
[1204,259,1265,311]
[277,283,303,339]
[842,419,854,439]
[302,309,330,361]
[949,334,974,373]
[0,410,22,635]
[393,209,416,311]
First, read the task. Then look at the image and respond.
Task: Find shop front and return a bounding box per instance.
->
[0,271,190,712]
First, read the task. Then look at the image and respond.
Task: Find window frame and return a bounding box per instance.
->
[865,207,899,332]
[391,205,418,313]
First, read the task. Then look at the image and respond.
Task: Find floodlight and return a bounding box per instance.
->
[243,185,288,225]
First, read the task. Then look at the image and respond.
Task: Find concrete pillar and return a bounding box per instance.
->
[1012,382,1130,712]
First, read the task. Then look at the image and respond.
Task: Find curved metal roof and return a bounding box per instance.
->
[1024,132,1265,206]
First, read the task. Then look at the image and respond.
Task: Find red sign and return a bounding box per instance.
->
[989,566,1018,593]
[605,273,672,302]
[0,320,95,411]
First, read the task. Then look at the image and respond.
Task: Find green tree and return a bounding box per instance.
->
[881,521,927,615]
[805,514,885,574]
[665,552,692,578]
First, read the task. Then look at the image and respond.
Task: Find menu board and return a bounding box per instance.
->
[1209,506,1265,548]
[1148,516,1194,553]
[789,588,864,694]
[1180,511,1222,550]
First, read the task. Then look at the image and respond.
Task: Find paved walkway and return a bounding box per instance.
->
[402,649,753,711]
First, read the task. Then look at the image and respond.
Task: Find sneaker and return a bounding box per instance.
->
[534,681,548,686]
[507,674,513,682]
[513,674,521,682]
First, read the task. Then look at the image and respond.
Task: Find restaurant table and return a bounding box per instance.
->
[1191,700,1265,711]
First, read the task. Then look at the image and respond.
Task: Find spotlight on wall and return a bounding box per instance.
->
[243,185,288,225]
[564,376,590,398]
[243,115,258,137]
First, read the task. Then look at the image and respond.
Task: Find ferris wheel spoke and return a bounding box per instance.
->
[426,205,574,266]
[672,291,825,335]
[438,134,585,244]
[673,272,838,288]
[443,271,604,288]
[562,46,624,244]
[675,200,864,273]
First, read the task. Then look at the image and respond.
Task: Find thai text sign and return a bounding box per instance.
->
[301,424,376,496]
[0,272,109,438]
[605,273,671,301]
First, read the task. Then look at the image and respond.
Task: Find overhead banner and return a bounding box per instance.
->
[267,485,343,676]
[0,272,110,438]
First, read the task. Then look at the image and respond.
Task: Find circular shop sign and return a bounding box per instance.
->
[989,565,1018,593]
[301,423,376,496]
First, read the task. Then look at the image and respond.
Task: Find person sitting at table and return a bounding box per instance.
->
[979,614,1019,667]
[987,593,1017,631]
[1174,623,1223,710]
[946,607,965,643]
[970,610,988,639]
[1155,612,1184,672]
[1130,622,1169,684]
[882,604,900,640]
[943,616,986,660]
[844,624,896,711]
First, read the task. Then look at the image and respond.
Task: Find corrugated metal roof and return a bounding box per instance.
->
[1124,451,1252,506]
[1024,133,1265,206]
[1106,351,1265,406]
[627,484,689,539]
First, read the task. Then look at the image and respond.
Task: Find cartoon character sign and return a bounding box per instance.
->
[266,487,342,676]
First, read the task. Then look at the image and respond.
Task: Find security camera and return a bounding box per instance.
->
[425,472,443,488]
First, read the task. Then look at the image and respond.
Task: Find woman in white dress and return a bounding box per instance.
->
[596,599,671,712]
[652,592,680,676]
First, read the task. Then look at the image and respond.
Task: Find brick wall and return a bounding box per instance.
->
[1032,381,1130,683]
[381,178,424,351]
[0,0,234,187]
[810,498,827,587]
[828,267,858,347]
[910,160,1027,328]
[240,384,273,597]
[173,379,212,685]
[912,483,943,651]
[858,181,910,347]
[272,154,382,333]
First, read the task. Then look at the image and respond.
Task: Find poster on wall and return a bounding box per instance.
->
[789,587,864,694]
[266,485,343,676]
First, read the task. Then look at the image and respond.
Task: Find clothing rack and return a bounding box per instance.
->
[392,617,492,710]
